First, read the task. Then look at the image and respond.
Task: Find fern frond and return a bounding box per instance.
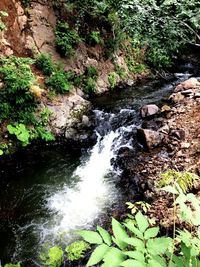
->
[158,170,199,193]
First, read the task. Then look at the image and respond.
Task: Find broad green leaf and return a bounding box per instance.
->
[112,218,128,249]
[120,259,146,267]
[161,185,179,195]
[124,220,143,239]
[77,230,103,244]
[124,237,145,251]
[135,211,149,233]
[86,244,110,267]
[181,243,191,260]
[148,259,166,267]
[0,149,3,155]
[112,218,129,240]
[148,255,167,267]
[123,251,145,261]
[147,237,172,255]
[97,225,112,246]
[169,255,184,267]
[112,236,126,250]
[103,247,126,267]
[144,227,159,239]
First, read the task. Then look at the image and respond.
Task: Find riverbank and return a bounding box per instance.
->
[117,76,200,228]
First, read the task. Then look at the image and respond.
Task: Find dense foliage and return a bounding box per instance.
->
[55,0,199,68]
[0,56,55,155]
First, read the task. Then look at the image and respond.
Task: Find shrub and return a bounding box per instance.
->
[88,31,102,45]
[7,123,30,146]
[85,66,98,78]
[0,56,36,122]
[84,77,96,94]
[77,182,200,267]
[0,11,8,31]
[40,246,63,267]
[108,72,118,88]
[46,70,71,94]
[55,21,81,57]
[65,240,90,261]
[35,53,54,76]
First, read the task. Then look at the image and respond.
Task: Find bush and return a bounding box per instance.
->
[118,0,200,68]
[65,241,90,261]
[35,53,54,76]
[88,31,102,45]
[46,70,71,94]
[0,56,36,122]
[108,72,118,88]
[55,21,81,57]
[77,179,200,266]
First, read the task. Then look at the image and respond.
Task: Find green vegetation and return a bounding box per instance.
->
[0,56,55,154]
[76,172,200,267]
[118,0,200,68]
[55,21,81,57]
[41,170,200,267]
[35,53,54,76]
[46,69,71,94]
[40,241,90,266]
[0,11,8,31]
[54,0,199,68]
[108,72,118,89]
[66,240,90,261]
[88,31,102,45]
[40,246,63,267]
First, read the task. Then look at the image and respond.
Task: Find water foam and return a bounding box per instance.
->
[46,130,120,236]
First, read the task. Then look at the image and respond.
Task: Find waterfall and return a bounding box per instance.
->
[43,109,136,240]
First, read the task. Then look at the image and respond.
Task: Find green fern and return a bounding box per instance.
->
[158,170,199,193]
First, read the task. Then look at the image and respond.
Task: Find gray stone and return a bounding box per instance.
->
[140,104,159,118]
[137,128,164,149]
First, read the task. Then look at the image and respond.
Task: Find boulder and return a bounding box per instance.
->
[137,128,164,150]
[175,77,200,92]
[140,104,159,118]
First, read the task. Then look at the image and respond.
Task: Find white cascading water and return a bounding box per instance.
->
[42,109,136,241]
[46,131,119,234]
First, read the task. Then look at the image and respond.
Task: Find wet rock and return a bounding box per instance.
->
[158,124,170,134]
[82,115,90,126]
[170,129,185,140]
[181,142,191,149]
[140,104,159,118]
[169,92,185,102]
[194,91,200,99]
[175,77,200,92]
[161,104,171,112]
[137,128,164,150]
[181,89,194,96]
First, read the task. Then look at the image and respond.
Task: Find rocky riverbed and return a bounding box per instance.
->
[116,77,200,227]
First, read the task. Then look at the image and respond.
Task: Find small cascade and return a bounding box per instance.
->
[43,109,137,240]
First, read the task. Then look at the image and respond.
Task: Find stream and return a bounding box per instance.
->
[0,70,195,266]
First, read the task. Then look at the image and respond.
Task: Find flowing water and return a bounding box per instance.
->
[0,72,194,265]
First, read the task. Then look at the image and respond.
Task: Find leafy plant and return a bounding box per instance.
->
[35,53,54,76]
[65,240,90,261]
[108,72,118,88]
[84,77,97,94]
[0,10,8,31]
[77,212,172,266]
[55,21,81,57]
[46,70,71,94]
[0,56,36,122]
[88,31,102,45]
[40,246,63,267]
[7,123,30,146]
[158,170,199,193]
